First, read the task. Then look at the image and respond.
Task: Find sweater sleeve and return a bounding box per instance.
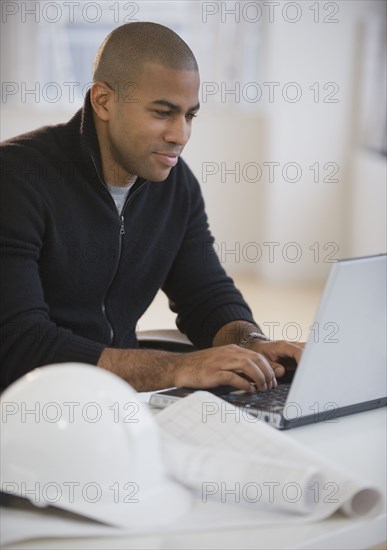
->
[0,148,105,390]
[162,164,257,349]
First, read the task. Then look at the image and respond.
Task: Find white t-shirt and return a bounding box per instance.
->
[106,177,137,214]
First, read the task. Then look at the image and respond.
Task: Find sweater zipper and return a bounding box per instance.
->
[90,154,147,343]
[120,216,125,235]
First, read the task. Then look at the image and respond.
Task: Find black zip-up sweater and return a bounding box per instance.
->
[0,94,256,389]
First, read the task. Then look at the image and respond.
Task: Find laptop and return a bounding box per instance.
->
[150,254,387,429]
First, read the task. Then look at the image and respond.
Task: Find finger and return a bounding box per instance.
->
[262,341,304,364]
[246,350,278,389]
[234,352,277,391]
[235,360,268,391]
[216,370,260,393]
[237,369,275,391]
[269,362,286,378]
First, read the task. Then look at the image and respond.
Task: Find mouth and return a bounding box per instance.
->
[153,152,179,168]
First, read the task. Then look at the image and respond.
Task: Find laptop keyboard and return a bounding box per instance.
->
[219,383,291,412]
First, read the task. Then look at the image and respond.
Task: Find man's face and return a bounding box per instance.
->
[102,63,200,183]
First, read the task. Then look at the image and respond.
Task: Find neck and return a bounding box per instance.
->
[93,112,135,187]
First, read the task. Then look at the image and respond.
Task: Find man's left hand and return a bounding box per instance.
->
[244,339,305,380]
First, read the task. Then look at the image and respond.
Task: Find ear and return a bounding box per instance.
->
[90,82,115,122]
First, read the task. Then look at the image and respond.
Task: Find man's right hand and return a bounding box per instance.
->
[97,344,280,393]
[172,344,278,392]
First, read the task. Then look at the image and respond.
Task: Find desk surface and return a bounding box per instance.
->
[4,403,386,550]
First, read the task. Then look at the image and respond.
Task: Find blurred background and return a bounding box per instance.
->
[1,0,386,339]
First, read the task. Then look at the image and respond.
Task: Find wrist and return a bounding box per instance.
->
[238,331,271,348]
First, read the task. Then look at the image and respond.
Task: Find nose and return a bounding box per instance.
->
[163,117,191,147]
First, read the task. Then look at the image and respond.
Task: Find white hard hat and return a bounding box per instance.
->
[0,363,192,528]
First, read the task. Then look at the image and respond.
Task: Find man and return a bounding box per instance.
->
[0,22,303,393]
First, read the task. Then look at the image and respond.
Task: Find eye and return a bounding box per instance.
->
[186,113,198,121]
[154,110,171,118]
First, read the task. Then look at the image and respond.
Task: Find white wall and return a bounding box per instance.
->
[256,1,357,283]
[188,0,386,284]
[347,150,387,257]
[183,109,268,276]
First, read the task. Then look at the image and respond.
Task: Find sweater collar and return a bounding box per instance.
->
[79,90,105,183]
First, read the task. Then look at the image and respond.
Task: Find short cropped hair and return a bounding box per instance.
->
[92,22,198,89]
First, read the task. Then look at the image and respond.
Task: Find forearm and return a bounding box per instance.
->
[97,332,302,394]
[97,347,184,392]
